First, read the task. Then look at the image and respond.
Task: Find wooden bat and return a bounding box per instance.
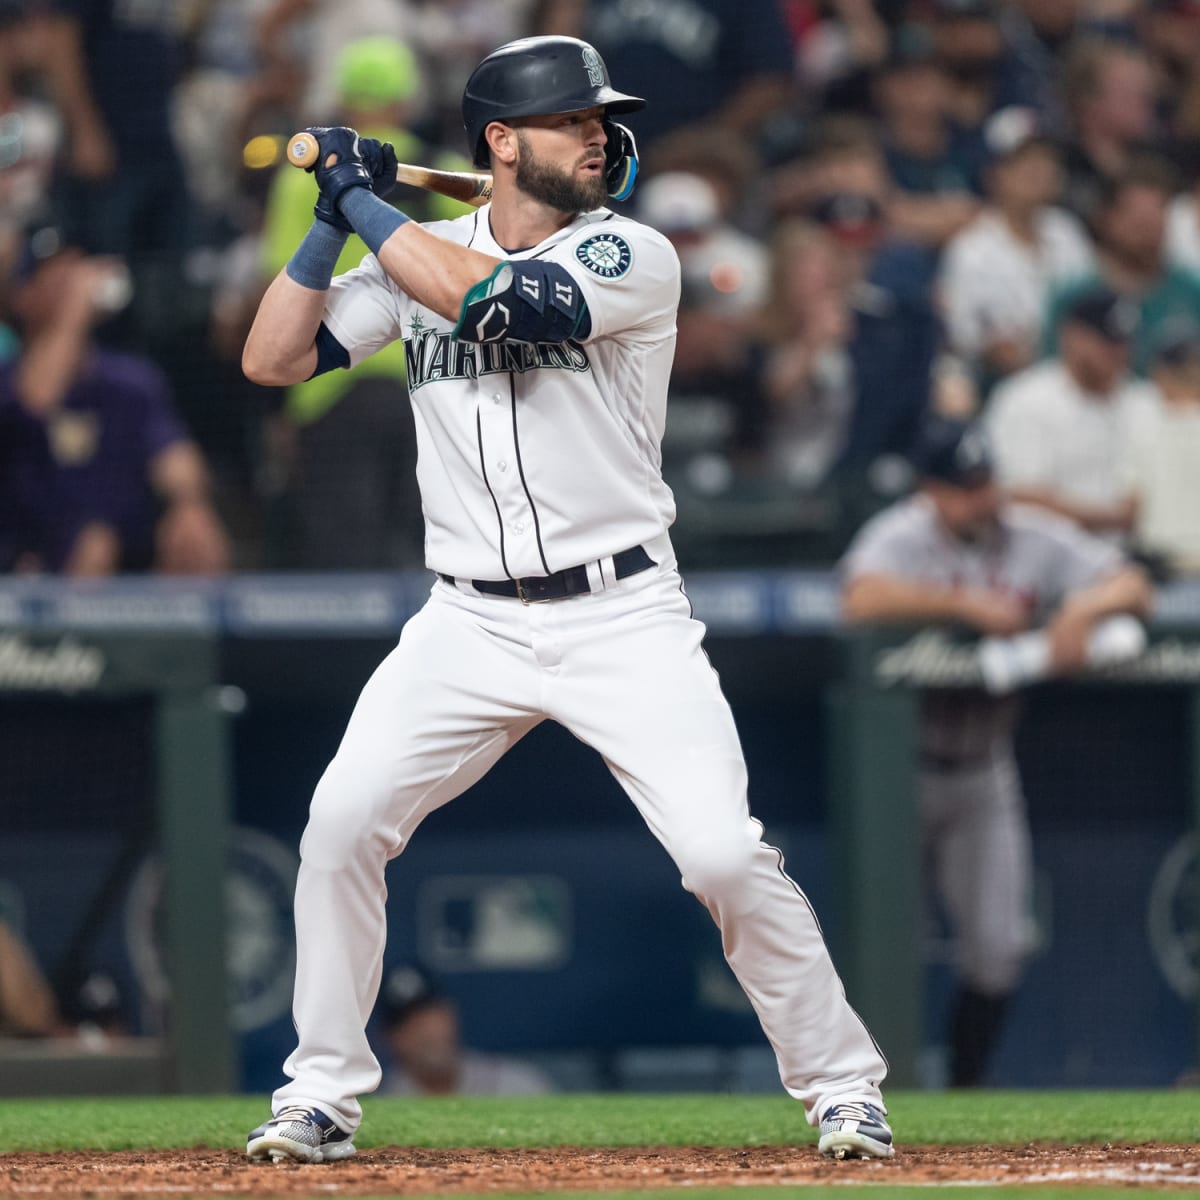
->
[286,132,494,207]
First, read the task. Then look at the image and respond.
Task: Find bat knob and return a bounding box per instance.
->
[287,132,320,169]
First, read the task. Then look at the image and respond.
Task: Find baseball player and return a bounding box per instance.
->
[839,415,1152,1086]
[241,35,893,1163]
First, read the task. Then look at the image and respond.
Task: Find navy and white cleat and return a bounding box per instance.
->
[817,1101,895,1159]
[246,1105,356,1163]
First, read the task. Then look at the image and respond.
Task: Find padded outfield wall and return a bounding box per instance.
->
[0,570,1196,1094]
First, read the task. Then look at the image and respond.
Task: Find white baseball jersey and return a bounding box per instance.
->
[321,206,680,579]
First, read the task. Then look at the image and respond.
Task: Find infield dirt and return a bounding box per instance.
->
[2,1143,1199,1194]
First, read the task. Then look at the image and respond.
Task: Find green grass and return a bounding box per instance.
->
[0,1090,1196,1153]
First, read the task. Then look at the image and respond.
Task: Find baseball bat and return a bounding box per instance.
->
[286,132,494,207]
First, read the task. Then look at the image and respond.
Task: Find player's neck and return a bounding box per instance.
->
[489,193,579,252]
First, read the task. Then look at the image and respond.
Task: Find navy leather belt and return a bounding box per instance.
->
[439,545,654,603]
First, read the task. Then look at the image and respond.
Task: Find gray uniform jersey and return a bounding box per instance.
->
[841,495,1123,761]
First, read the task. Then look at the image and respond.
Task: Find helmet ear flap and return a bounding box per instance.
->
[603,120,638,201]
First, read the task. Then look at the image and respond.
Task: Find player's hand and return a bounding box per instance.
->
[957,588,1030,637]
[313,138,399,231]
[303,126,373,216]
[603,120,638,201]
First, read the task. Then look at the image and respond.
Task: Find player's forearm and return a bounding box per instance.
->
[1005,485,1136,533]
[1057,565,1154,626]
[842,575,977,626]
[242,271,325,386]
[377,222,503,323]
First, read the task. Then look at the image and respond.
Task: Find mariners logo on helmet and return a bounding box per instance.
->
[575,232,632,279]
[582,46,605,87]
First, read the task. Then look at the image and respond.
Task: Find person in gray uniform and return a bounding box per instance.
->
[838,414,1152,1085]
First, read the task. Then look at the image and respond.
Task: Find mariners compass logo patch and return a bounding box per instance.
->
[575,232,632,279]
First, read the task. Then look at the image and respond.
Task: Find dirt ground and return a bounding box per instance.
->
[2,1143,1199,1196]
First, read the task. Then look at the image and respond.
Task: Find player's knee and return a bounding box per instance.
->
[674,828,758,903]
[300,758,391,869]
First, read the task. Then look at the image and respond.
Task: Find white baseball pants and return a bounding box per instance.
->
[272,564,888,1130]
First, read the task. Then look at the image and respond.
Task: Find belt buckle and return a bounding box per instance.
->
[515,576,562,604]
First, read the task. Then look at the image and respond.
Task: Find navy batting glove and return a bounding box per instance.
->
[603,120,639,202]
[304,125,373,215]
[313,138,399,231]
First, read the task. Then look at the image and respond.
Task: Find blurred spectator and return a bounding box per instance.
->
[870,24,983,251]
[0,222,230,575]
[0,917,126,1043]
[398,0,540,147]
[1060,38,1160,228]
[923,0,1008,132]
[1120,320,1200,577]
[641,125,764,234]
[938,106,1095,393]
[637,170,768,507]
[1043,159,1200,376]
[986,282,1158,541]
[1140,0,1200,142]
[255,0,410,124]
[534,0,796,156]
[638,170,768,322]
[754,218,856,491]
[0,4,61,238]
[784,0,890,118]
[171,0,298,235]
[0,917,60,1036]
[784,125,942,478]
[375,963,555,1097]
[256,0,540,142]
[840,412,1152,1086]
[993,0,1082,134]
[1165,153,1200,274]
[30,0,196,262]
[258,35,473,569]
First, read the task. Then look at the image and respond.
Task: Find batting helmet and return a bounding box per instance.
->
[462,36,645,168]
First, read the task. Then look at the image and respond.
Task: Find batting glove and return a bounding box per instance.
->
[313,138,399,232]
[303,126,373,223]
[603,120,639,202]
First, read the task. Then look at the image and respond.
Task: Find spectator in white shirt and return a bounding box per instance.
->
[986,283,1158,540]
[1165,158,1200,275]
[1122,320,1200,577]
[938,106,1095,394]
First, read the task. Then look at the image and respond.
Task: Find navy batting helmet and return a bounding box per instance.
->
[462,36,644,168]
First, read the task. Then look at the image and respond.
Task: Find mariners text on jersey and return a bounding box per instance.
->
[403,325,590,391]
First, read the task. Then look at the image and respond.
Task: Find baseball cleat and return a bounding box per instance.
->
[817,1101,895,1159]
[246,1105,356,1163]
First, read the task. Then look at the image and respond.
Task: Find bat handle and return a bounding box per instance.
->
[286,132,320,169]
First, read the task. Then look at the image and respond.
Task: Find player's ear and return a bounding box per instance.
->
[486,121,519,167]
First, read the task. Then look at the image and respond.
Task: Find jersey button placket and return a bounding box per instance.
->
[479,384,535,568]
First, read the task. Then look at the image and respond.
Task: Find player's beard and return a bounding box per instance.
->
[515,133,607,213]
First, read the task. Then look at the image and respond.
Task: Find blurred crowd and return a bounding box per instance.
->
[3,0,1200,578]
